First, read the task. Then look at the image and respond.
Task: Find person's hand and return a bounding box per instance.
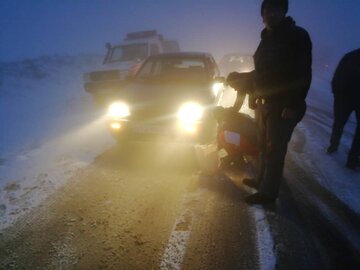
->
[248,96,257,110]
[281,108,297,119]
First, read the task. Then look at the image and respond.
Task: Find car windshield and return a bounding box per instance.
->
[219,54,254,75]
[108,43,148,62]
[135,57,208,82]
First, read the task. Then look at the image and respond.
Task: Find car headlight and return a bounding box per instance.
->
[108,102,130,118]
[212,82,224,96]
[177,102,204,124]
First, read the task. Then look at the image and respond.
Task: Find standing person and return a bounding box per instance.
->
[243,0,312,204]
[326,48,360,170]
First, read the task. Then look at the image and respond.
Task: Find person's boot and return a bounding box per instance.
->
[243,178,259,190]
[245,192,276,205]
[326,145,338,154]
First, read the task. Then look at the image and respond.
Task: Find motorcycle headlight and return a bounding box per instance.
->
[108,102,130,118]
[177,102,204,124]
[212,82,224,96]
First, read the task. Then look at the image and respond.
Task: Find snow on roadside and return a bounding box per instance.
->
[289,73,360,214]
[0,55,114,230]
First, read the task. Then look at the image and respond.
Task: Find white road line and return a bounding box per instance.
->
[159,209,193,270]
[251,207,277,270]
[159,230,192,270]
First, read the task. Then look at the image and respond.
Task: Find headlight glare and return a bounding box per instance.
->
[177,102,204,124]
[108,102,130,118]
[212,82,224,96]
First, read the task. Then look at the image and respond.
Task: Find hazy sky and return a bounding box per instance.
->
[1,0,359,63]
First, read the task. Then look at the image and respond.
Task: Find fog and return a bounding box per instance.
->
[1,0,359,64]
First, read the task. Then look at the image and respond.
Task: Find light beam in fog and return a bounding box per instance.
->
[52,115,109,151]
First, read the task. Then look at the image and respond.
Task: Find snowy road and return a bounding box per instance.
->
[0,142,326,269]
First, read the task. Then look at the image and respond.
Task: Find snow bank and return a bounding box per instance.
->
[0,55,114,229]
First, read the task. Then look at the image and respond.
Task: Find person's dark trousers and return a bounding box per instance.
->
[329,94,355,150]
[348,107,360,162]
[258,104,306,199]
[255,108,267,184]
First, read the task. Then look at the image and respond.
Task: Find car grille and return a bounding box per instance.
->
[130,105,176,125]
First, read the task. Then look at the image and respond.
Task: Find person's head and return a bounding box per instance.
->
[261,0,288,30]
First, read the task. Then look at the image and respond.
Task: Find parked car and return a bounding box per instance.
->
[219,53,254,77]
[106,52,225,144]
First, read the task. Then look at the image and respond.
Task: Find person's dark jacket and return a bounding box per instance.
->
[253,16,312,110]
[331,48,360,101]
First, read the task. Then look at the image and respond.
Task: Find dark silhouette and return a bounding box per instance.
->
[243,0,312,204]
[326,48,360,170]
[226,71,256,112]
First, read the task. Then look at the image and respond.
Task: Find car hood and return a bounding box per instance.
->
[115,80,213,105]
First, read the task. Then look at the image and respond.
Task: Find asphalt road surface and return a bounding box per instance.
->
[0,142,329,269]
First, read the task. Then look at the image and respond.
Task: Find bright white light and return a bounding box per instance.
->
[110,122,122,129]
[212,82,224,96]
[183,124,198,134]
[108,102,130,118]
[177,102,204,125]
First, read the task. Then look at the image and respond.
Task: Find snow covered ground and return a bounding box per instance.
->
[291,72,360,214]
[0,55,114,229]
[0,55,359,232]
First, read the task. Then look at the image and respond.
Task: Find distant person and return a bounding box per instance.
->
[326,48,360,170]
[242,0,312,204]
